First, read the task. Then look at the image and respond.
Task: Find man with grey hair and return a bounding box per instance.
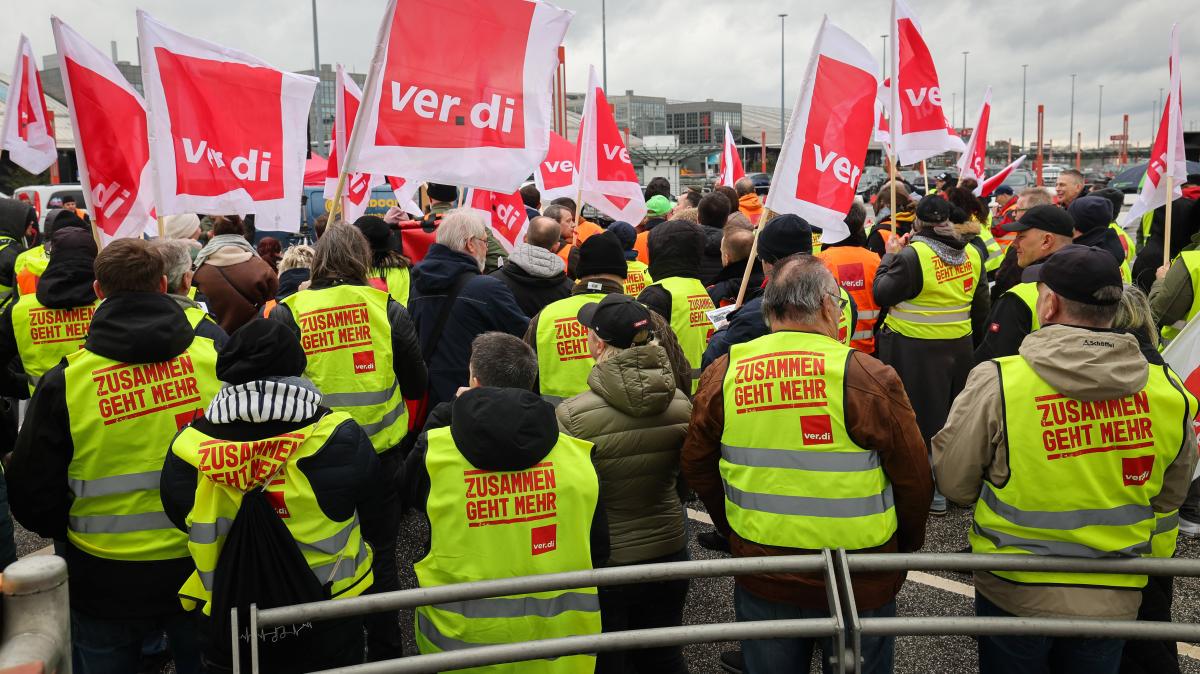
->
[934,245,1197,672]
[1055,168,1088,207]
[410,208,529,410]
[683,254,931,674]
[149,239,228,346]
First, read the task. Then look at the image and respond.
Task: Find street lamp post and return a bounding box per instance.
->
[601,0,607,91]
[779,14,788,146]
[1097,84,1104,150]
[310,0,322,154]
[1069,74,1076,153]
[1021,64,1028,151]
[881,34,888,75]
[961,51,969,130]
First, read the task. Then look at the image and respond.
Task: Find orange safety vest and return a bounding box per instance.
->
[819,245,882,353]
[633,231,650,265]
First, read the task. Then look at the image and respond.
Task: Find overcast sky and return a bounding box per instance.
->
[4,0,1197,150]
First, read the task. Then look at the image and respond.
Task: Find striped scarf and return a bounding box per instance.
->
[206,377,322,424]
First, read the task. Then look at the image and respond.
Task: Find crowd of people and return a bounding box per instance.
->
[0,167,1196,674]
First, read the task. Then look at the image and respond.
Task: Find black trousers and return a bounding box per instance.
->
[1119,575,1179,674]
[365,450,403,662]
[596,548,690,674]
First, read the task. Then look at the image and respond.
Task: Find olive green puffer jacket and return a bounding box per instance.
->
[556,343,692,565]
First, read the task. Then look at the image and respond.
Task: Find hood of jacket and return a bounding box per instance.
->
[412,243,481,294]
[0,199,33,242]
[36,252,97,310]
[710,256,762,286]
[85,292,194,364]
[504,243,566,281]
[1075,227,1126,264]
[912,229,968,266]
[1017,324,1148,401]
[450,387,559,471]
[953,216,982,240]
[647,221,705,281]
[587,344,676,418]
[739,193,764,215]
[701,223,723,258]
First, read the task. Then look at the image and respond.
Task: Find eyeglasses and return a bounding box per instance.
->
[827,292,848,310]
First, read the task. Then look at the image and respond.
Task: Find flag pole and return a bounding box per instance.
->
[1163,176,1174,269]
[889,155,898,237]
[735,209,772,308]
[156,215,165,238]
[921,160,930,193]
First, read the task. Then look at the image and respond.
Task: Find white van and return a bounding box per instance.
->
[11,185,87,228]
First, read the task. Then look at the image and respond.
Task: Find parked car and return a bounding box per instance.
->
[1108,161,1200,194]
[997,169,1035,191]
[857,166,888,198]
[744,172,772,195]
[12,185,87,227]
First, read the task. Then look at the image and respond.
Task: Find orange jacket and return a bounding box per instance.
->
[738,193,764,224]
[633,231,650,265]
[819,245,881,353]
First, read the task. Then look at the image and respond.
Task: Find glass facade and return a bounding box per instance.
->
[667,104,742,146]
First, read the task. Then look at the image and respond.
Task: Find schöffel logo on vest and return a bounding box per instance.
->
[531,523,557,556]
[1122,455,1154,486]
[353,350,377,374]
[800,415,834,445]
[837,263,865,290]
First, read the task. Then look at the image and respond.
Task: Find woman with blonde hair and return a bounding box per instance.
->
[268,224,427,660]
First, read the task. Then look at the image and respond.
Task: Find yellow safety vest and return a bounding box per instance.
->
[883,240,981,340]
[14,245,48,297]
[1160,251,1200,346]
[650,276,715,393]
[63,337,221,561]
[623,260,652,297]
[971,355,1196,588]
[370,266,411,307]
[1004,282,1042,333]
[834,287,854,348]
[977,228,1003,274]
[719,331,897,549]
[282,284,408,453]
[170,411,374,614]
[182,305,217,331]
[534,293,603,403]
[10,295,98,394]
[415,426,601,673]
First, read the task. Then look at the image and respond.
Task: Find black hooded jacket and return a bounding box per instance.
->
[6,292,206,619]
[399,387,609,567]
[0,228,98,398]
[0,198,33,294]
[638,221,706,322]
[1075,226,1126,266]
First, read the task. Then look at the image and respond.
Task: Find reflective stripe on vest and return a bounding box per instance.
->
[652,277,715,394]
[282,285,408,453]
[978,229,1003,273]
[1004,282,1042,332]
[882,240,981,339]
[64,338,221,561]
[819,246,882,353]
[534,294,605,401]
[970,356,1196,589]
[13,245,48,297]
[414,426,601,673]
[171,411,374,614]
[623,260,652,297]
[1159,251,1200,346]
[719,331,897,550]
[10,294,98,395]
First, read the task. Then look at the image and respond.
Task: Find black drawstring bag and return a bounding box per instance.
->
[202,488,364,673]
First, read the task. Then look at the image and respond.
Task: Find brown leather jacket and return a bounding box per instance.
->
[193,246,279,334]
[682,329,933,611]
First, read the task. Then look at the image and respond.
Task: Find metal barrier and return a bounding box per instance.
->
[233,551,1200,674]
[0,555,72,674]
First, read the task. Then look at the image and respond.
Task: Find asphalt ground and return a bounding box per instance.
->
[16,495,1200,674]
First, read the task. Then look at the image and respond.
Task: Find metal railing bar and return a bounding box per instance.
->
[258,555,828,627]
[834,549,862,674]
[821,549,847,674]
[844,553,1200,575]
[309,618,840,674]
[860,617,1200,641]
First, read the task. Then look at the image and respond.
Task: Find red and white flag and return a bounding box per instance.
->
[348,0,572,193]
[1,35,57,175]
[957,87,991,183]
[1162,314,1200,444]
[889,0,965,165]
[465,187,530,252]
[51,18,156,244]
[325,65,384,223]
[764,17,878,244]
[718,122,745,187]
[386,176,422,218]
[1124,24,1186,227]
[138,11,317,231]
[577,65,647,223]
[975,154,1026,198]
[534,131,578,202]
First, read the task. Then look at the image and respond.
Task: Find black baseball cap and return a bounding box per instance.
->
[1003,204,1074,236]
[1021,244,1122,305]
[577,294,653,348]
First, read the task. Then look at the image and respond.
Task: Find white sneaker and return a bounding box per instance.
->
[1178,516,1200,538]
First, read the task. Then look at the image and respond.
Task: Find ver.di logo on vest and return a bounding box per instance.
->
[531,523,557,556]
[353,350,377,374]
[800,415,834,445]
[1122,455,1154,486]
